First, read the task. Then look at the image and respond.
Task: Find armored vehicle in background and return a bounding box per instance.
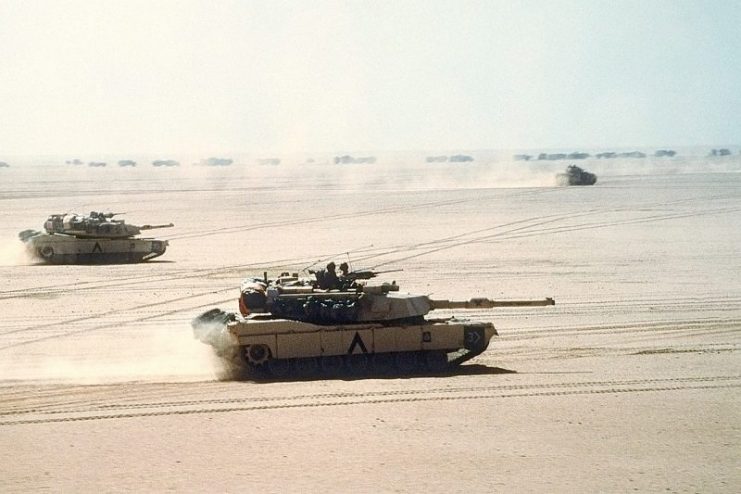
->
[19,212,173,264]
[198,157,233,166]
[152,159,180,167]
[556,165,597,186]
[192,268,554,379]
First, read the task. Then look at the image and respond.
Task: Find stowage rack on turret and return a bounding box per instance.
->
[192,265,555,379]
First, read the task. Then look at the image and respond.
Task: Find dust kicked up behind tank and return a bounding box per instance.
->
[192,265,555,379]
[18,211,174,264]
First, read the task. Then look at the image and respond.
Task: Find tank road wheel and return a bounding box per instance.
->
[39,245,54,260]
[394,352,419,374]
[424,350,449,373]
[267,358,291,378]
[246,344,270,366]
[320,355,344,375]
[371,353,395,375]
[294,357,319,377]
[345,354,370,375]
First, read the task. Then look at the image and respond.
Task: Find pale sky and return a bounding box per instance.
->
[0,0,739,155]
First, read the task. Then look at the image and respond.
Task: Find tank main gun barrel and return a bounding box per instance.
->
[139,223,175,230]
[430,297,555,309]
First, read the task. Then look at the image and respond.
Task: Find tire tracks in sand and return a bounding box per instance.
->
[1,375,739,426]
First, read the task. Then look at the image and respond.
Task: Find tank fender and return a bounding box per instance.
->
[18,229,41,242]
[463,323,493,352]
[191,308,236,347]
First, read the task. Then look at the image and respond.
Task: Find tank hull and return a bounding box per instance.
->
[20,232,168,264]
[192,310,497,379]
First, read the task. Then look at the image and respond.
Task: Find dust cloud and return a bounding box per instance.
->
[0,325,226,385]
[0,239,30,266]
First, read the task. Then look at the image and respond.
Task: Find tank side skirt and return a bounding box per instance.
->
[26,235,168,264]
[234,321,495,362]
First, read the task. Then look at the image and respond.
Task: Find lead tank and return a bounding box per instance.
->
[18,211,174,264]
[192,268,554,378]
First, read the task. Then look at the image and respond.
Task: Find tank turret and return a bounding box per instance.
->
[43,211,174,239]
[192,268,555,379]
[19,212,174,263]
[237,272,554,324]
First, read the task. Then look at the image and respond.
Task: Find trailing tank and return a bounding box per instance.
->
[18,211,174,264]
[192,267,555,379]
[556,164,597,186]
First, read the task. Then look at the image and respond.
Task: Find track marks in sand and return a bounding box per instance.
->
[1,375,739,426]
[0,290,236,350]
[5,189,732,302]
[351,192,741,268]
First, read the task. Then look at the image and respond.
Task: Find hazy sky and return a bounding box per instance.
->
[0,0,739,155]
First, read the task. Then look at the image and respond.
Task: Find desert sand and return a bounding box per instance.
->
[0,159,739,493]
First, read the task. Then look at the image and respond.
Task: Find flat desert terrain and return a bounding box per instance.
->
[1,160,739,493]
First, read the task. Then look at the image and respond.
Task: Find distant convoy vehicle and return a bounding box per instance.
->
[18,212,173,264]
[425,155,449,163]
[192,265,554,379]
[516,149,682,161]
[448,154,474,163]
[152,159,180,167]
[334,155,377,164]
[425,154,474,163]
[197,157,233,166]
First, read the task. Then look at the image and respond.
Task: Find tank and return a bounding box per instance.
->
[192,267,555,379]
[18,211,174,264]
[556,165,597,186]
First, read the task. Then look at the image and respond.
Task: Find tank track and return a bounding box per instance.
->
[241,349,459,380]
[446,345,490,367]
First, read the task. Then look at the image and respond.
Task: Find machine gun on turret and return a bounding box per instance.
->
[309,263,401,291]
[338,268,402,290]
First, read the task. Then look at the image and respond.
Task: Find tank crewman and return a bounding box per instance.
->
[314,261,341,290]
[323,262,340,290]
[338,262,355,290]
